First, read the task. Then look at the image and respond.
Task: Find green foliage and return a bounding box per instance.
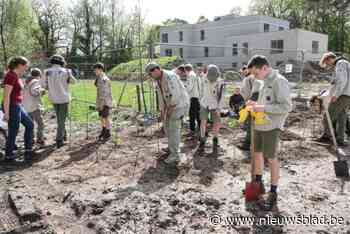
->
[0,0,40,65]
[108,56,182,75]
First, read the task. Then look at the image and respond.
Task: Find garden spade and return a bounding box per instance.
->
[324,103,349,178]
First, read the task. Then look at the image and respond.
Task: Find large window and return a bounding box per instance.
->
[232,43,238,56]
[242,42,248,55]
[161,33,168,43]
[179,31,183,42]
[264,23,270,32]
[312,41,319,54]
[204,47,209,57]
[200,30,205,41]
[165,49,172,56]
[271,40,284,54]
[179,48,183,57]
[232,63,237,68]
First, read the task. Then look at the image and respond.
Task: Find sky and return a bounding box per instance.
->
[126,0,252,24]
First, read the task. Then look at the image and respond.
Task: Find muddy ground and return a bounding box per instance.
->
[0,100,350,234]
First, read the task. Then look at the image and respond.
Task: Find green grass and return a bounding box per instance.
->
[108,56,183,77]
[0,80,156,123]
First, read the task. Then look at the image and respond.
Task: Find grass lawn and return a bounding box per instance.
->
[0,80,156,123]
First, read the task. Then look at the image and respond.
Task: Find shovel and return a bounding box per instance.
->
[324,104,349,178]
[244,116,264,201]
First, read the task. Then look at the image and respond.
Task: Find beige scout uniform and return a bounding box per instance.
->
[156,70,189,162]
[254,69,292,158]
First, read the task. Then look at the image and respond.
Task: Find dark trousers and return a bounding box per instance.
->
[5,104,34,158]
[53,103,68,142]
[189,97,201,132]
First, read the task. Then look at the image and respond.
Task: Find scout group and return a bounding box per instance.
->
[1,52,349,211]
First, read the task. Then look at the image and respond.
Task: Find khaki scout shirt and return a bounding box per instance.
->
[96,74,113,110]
[334,59,350,98]
[156,70,189,119]
[255,69,292,131]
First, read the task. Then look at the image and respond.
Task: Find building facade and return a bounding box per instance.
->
[159,15,328,70]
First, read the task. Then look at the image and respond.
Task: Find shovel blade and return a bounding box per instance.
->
[244,181,263,202]
[333,160,350,178]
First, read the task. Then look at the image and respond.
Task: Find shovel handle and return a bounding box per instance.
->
[250,115,255,181]
[323,103,340,159]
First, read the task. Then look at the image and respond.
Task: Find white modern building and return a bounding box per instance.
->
[159,15,328,70]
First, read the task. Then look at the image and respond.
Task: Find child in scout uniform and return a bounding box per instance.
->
[246,55,292,211]
[185,64,202,137]
[93,63,114,140]
[23,68,46,146]
[42,55,77,148]
[198,64,225,153]
[238,66,264,152]
[318,52,350,146]
[145,62,190,166]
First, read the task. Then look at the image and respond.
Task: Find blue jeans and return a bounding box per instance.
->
[5,104,34,158]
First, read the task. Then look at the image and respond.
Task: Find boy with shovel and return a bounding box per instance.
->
[145,62,190,166]
[246,55,292,211]
[318,52,350,146]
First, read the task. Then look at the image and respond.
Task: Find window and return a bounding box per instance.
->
[242,42,248,55]
[200,30,205,41]
[232,43,238,56]
[232,63,237,68]
[179,48,183,57]
[271,40,284,54]
[264,23,270,32]
[165,49,172,56]
[161,33,168,43]
[179,31,183,42]
[279,26,284,31]
[312,41,319,54]
[242,62,248,66]
[204,47,209,57]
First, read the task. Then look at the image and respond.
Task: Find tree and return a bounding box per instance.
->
[197,16,209,23]
[31,0,67,57]
[229,6,242,16]
[162,18,189,26]
[249,0,350,53]
[0,0,39,66]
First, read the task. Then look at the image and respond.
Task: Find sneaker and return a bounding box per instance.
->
[24,151,34,165]
[99,128,106,139]
[316,134,331,143]
[258,192,277,211]
[3,157,16,163]
[198,138,206,153]
[103,130,111,140]
[56,140,64,149]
